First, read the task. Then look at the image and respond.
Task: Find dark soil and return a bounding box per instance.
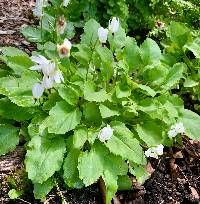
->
[0,0,36,53]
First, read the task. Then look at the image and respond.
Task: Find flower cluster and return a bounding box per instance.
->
[145,144,164,159]
[30,55,64,99]
[98,125,114,143]
[98,17,120,43]
[168,122,185,138]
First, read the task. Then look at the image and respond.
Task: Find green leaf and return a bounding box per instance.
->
[84,81,109,102]
[137,84,156,97]
[167,22,192,47]
[0,47,28,57]
[0,124,19,156]
[99,103,120,118]
[130,165,149,185]
[0,98,38,121]
[103,150,128,203]
[0,72,39,107]
[28,113,47,138]
[73,127,88,149]
[139,95,183,124]
[78,148,104,186]
[105,122,146,165]
[81,19,100,46]
[8,189,22,199]
[96,46,114,81]
[42,101,81,134]
[179,109,200,140]
[63,149,84,189]
[123,37,141,72]
[136,121,165,146]
[34,178,54,199]
[117,175,132,190]
[21,26,42,42]
[74,44,92,66]
[116,82,131,98]
[164,63,186,88]
[58,85,79,106]
[25,136,66,183]
[7,56,34,75]
[184,38,200,59]
[184,77,199,87]
[83,102,102,126]
[140,38,161,65]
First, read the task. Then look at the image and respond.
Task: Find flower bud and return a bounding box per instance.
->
[63,0,70,7]
[57,39,72,58]
[98,125,113,143]
[98,27,108,43]
[56,15,67,35]
[32,83,44,98]
[109,17,120,33]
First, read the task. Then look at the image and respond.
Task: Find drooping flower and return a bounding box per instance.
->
[51,70,65,83]
[30,55,65,98]
[63,0,70,7]
[42,76,53,89]
[98,125,113,143]
[56,15,67,35]
[168,122,185,138]
[145,144,164,159]
[98,27,108,43]
[33,0,47,17]
[30,55,57,77]
[32,83,44,99]
[108,17,120,33]
[57,39,72,58]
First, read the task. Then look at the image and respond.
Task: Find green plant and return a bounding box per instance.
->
[0,1,200,203]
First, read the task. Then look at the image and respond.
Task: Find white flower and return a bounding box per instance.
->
[109,17,120,33]
[168,122,185,138]
[51,70,64,83]
[56,16,67,35]
[145,144,164,159]
[63,0,70,7]
[98,125,113,143]
[32,83,44,99]
[174,122,185,134]
[30,55,56,76]
[168,129,177,138]
[57,39,72,58]
[33,0,47,17]
[98,27,108,43]
[42,76,53,89]
[155,144,164,155]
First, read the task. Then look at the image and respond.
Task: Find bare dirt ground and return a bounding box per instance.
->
[0,0,200,204]
[0,0,35,52]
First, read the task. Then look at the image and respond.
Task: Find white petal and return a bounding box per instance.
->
[32,83,44,98]
[30,55,49,65]
[42,76,53,89]
[53,71,62,83]
[98,27,108,43]
[64,39,72,49]
[156,144,164,155]
[63,0,70,6]
[29,65,42,71]
[98,125,113,142]
[42,62,56,76]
